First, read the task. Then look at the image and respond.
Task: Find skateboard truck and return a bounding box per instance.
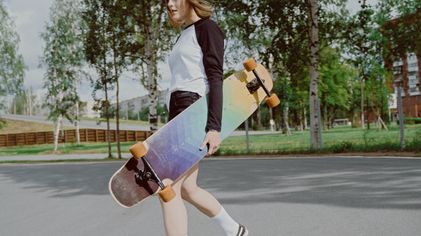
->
[246,77,264,94]
[130,142,176,202]
[243,58,280,108]
[134,160,153,182]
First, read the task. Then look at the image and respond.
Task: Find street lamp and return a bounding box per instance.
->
[393,65,405,150]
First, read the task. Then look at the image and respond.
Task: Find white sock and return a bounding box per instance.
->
[211,207,239,236]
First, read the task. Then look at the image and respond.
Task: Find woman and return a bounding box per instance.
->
[163,0,248,236]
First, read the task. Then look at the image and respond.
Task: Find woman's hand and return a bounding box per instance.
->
[200,130,221,156]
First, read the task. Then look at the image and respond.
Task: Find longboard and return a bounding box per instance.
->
[109,59,279,208]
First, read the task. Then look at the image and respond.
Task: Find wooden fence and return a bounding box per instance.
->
[0,129,152,147]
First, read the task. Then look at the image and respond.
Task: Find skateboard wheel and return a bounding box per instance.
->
[159,185,176,202]
[129,142,148,159]
[266,94,280,108]
[243,58,257,72]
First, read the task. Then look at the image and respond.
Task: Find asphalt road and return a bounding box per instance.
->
[1,157,421,236]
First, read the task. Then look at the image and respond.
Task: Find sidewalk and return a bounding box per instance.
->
[1,152,419,163]
[0,153,131,162]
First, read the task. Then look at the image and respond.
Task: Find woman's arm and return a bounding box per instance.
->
[196,19,224,155]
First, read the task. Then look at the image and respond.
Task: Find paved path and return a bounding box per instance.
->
[1,157,421,235]
[0,153,131,162]
[2,114,151,131]
[2,114,280,136]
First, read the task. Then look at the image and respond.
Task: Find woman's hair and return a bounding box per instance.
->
[167,0,214,27]
[189,0,213,19]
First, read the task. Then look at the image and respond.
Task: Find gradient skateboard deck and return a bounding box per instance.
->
[109,59,279,208]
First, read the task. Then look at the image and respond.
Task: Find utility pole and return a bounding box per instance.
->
[394,65,405,150]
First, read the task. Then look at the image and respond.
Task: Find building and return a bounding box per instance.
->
[84,101,101,118]
[383,9,421,118]
[113,89,169,119]
[392,52,421,118]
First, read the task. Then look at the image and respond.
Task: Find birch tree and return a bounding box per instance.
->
[120,0,172,132]
[307,0,323,149]
[41,0,85,151]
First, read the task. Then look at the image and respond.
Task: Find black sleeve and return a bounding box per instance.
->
[195,19,224,132]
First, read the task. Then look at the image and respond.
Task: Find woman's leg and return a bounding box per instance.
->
[160,175,189,236]
[180,164,221,217]
[181,164,246,236]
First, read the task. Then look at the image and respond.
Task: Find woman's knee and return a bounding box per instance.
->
[180,182,200,200]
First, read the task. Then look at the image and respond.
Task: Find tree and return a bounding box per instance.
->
[83,0,115,158]
[216,0,348,148]
[319,47,356,129]
[307,0,323,149]
[343,0,372,128]
[0,1,25,128]
[119,0,172,132]
[83,0,133,158]
[41,0,85,151]
[9,87,39,116]
[82,0,169,158]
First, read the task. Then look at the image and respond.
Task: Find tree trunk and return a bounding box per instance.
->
[253,107,262,130]
[113,39,122,159]
[53,115,62,152]
[308,0,323,149]
[402,53,409,96]
[116,77,121,158]
[417,53,421,94]
[104,81,112,159]
[323,105,328,130]
[142,9,159,132]
[360,79,365,129]
[269,108,275,132]
[60,116,65,147]
[75,101,80,145]
[283,103,291,136]
[366,94,371,130]
[374,108,388,131]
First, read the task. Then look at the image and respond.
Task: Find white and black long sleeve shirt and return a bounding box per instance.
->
[168,18,224,132]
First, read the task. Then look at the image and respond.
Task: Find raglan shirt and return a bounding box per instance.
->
[168,18,224,132]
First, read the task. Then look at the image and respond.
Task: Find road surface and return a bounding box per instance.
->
[1,156,421,235]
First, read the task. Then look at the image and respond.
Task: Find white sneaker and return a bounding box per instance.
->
[237,224,249,236]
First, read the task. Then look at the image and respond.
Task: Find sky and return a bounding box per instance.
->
[3,0,378,104]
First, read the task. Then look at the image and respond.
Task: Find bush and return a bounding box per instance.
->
[330,141,353,153]
[406,130,421,152]
[404,117,421,125]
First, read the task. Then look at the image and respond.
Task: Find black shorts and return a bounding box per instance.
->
[168,91,201,121]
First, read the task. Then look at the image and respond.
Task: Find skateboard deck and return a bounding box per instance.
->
[109,59,278,208]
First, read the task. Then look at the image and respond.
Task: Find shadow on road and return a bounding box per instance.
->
[0,162,117,197]
[1,158,421,210]
[199,158,421,210]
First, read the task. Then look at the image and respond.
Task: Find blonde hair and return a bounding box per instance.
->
[167,0,214,27]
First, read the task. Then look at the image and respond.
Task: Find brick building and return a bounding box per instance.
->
[382,8,421,118]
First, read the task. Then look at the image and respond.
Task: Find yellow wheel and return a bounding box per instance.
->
[159,185,176,202]
[129,142,148,159]
[266,94,280,108]
[243,58,257,72]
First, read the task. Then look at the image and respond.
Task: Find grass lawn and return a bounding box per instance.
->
[0,119,71,134]
[0,142,134,156]
[1,123,420,156]
[219,124,421,155]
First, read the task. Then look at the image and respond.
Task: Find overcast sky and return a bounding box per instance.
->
[4,0,377,103]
